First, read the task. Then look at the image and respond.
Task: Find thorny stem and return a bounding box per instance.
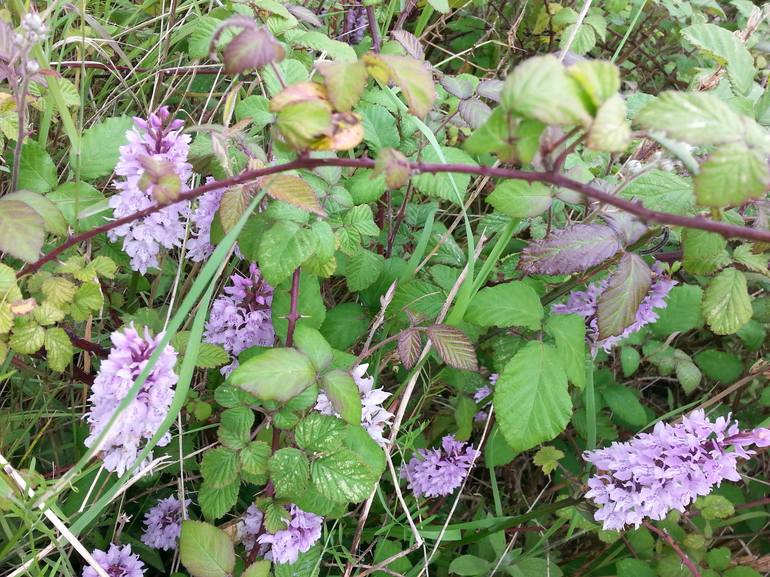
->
[18,156,770,277]
[284,267,302,347]
[643,521,701,577]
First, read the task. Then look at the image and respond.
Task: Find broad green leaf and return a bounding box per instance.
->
[198,478,238,519]
[201,447,240,488]
[465,282,543,330]
[635,92,743,145]
[179,521,236,577]
[348,170,387,204]
[501,55,591,126]
[682,23,754,95]
[290,30,356,61]
[69,282,104,321]
[486,180,552,218]
[602,385,647,427]
[257,220,318,285]
[294,325,333,371]
[16,141,57,193]
[587,94,630,152]
[272,272,327,340]
[0,264,21,301]
[236,95,274,130]
[675,359,702,394]
[218,406,255,449]
[269,448,310,498]
[597,254,651,339]
[44,327,72,372]
[427,324,479,371]
[41,276,77,306]
[243,561,271,577]
[616,559,655,577]
[196,344,229,368]
[545,314,586,390]
[360,105,400,154]
[10,322,45,355]
[311,448,374,502]
[449,556,491,576]
[48,182,110,231]
[363,54,436,118]
[427,0,449,12]
[508,557,563,577]
[229,348,317,401]
[702,268,752,335]
[494,341,571,452]
[694,143,769,207]
[651,285,704,336]
[295,412,347,452]
[321,302,370,350]
[318,60,369,111]
[343,204,380,237]
[240,441,270,484]
[567,60,620,109]
[694,494,735,520]
[620,170,695,216]
[345,248,384,292]
[345,424,385,476]
[733,244,770,277]
[694,349,743,383]
[0,198,44,262]
[3,191,67,236]
[78,116,134,180]
[321,369,362,424]
[412,146,476,204]
[263,500,291,533]
[683,229,730,275]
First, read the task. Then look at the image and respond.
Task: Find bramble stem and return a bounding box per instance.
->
[643,521,701,577]
[19,156,770,277]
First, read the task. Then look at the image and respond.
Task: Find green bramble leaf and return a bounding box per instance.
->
[217,406,254,449]
[465,282,544,330]
[682,23,754,96]
[10,322,45,355]
[16,141,57,193]
[257,220,318,286]
[683,229,731,275]
[493,341,572,452]
[344,248,384,292]
[363,54,436,119]
[78,116,134,180]
[317,60,368,112]
[311,447,375,503]
[198,478,238,520]
[694,143,769,207]
[702,268,752,335]
[486,180,552,218]
[321,369,362,425]
[694,494,735,520]
[0,198,45,263]
[295,412,347,453]
[69,282,104,321]
[263,500,291,533]
[3,191,67,237]
[44,328,73,372]
[200,447,240,488]
[586,94,630,152]
[229,348,316,402]
[545,314,586,390]
[240,441,270,485]
[179,520,236,577]
[269,448,310,499]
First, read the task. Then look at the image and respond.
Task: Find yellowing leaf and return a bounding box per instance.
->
[310,112,364,152]
[363,54,436,118]
[317,60,368,112]
[270,82,328,112]
[262,174,325,216]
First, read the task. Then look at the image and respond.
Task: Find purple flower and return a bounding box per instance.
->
[108,106,192,274]
[553,262,676,353]
[186,179,226,263]
[84,324,178,476]
[83,544,145,577]
[401,435,480,498]
[315,364,394,446]
[141,495,188,550]
[204,263,275,371]
[584,410,770,531]
[473,375,496,422]
[237,504,267,555]
[257,505,323,565]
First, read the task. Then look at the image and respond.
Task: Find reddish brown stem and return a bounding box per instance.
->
[284,268,301,347]
[366,6,381,52]
[643,521,701,577]
[18,157,770,278]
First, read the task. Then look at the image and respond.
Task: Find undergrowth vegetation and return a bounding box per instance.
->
[1,1,770,576]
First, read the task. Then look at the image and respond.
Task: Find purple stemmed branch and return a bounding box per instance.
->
[18,156,770,277]
[643,521,701,577]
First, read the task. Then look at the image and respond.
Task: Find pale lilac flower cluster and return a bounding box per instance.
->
[84,324,178,476]
[83,544,145,577]
[237,504,267,555]
[584,409,770,531]
[315,364,394,446]
[401,435,480,498]
[553,262,676,353]
[186,179,226,263]
[473,374,496,422]
[204,263,275,372]
[108,106,192,274]
[141,495,189,550]
[257,505,323,565]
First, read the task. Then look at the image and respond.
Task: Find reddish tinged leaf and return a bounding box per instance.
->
[373,148,411,189]
[223,26,285,74]
[397,329,422,369]
[440,76,474,99]
[518,224,624,275]
[285,4,323,27]
[262,174,326,216]
[458,98,492,129]
[477,79,503,102]
[597,253,652,339]
[389,30,425,61]
[270,82,328,113]
[427,324,478,371]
